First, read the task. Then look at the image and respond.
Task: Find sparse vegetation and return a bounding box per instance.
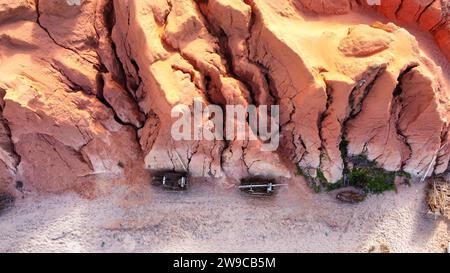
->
[316,169,328,185]
[297,166,322,193]
[297,149,413,195]
[308,181,322,194]
[347,167,396,194]
[296,166,308,178]
[396,171,412,179]
[323,179,345,192]
[349,154,377,168]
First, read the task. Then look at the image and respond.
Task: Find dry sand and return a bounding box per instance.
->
[0,177,448,253]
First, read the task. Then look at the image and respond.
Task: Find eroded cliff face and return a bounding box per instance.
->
[0,0,448,196]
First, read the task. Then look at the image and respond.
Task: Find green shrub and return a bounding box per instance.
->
[323,179,345,192]
[348,167,396,194]
[396,171,412,179]
[316,169,328,184]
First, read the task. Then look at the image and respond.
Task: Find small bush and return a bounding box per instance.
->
[348,167,396,194]
[296,151,406,195]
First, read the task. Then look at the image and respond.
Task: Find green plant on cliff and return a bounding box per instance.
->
[323,179,345,192]
[297,167,322,193]
[296,153,405,195]
[396,170,412,179]
[316,169,328,184]
[347,167,397,194]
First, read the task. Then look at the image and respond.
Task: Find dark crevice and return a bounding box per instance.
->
[0,102,21,175]
[244,0,303,167]
[196,2,257,105]
[203,75,216,108]
[294,132,308,164]
[40,133,94,171]
[415,0,436,23]
[219,27,256,105]
[263,72,278,106]
[158,13,225,106]
[185,141,200,174]
[394,0,405,19]
[159,1,233,173]
[241,140,251,173]
[49,63,84,93]
[244,0,276,105]
[100,0,127,86]
[339,66,386,184]
[129,59,142,93]
[391,65,418,169]
[103,0,115,35]
[430,0,449,33]
[167,17,227,107]
[108,1,147,123]
[95,0,146,132]
[350,0,363,10]
[40,134,72,169]
[93,0,133,96]
[318,80,333,170]
[109,41,128,87]
[350,67,386,118]
[197,0,277,110]
[433,123,449,174]
[175,1,234,172]
[95,73,136,128]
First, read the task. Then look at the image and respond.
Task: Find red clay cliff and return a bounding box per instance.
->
[0,0,448,195]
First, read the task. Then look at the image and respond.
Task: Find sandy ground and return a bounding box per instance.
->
[0,177,448,253]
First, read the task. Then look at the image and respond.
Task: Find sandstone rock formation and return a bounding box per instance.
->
[373,0,449,61]
[0,0,448,196]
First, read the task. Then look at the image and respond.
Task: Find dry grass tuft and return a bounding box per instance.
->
[427,177,450,219]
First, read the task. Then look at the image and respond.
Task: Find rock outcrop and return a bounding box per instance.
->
[0,0,148,196]
[373,0,449,61]
[0,0,448,195]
